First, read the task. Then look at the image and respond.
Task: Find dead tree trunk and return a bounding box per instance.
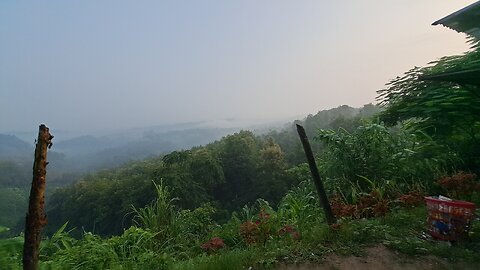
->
[23,124,53,270]
[296,124,336,225]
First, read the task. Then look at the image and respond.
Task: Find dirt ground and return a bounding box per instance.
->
[275,245,478,270]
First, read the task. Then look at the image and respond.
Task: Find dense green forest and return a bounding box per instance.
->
[0,125,244,231]
[2,43,480,269]
[0,103,379,235]
[43,104,380,236]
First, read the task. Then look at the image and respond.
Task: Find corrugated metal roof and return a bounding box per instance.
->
[432,1,480,38]
[421,3,480,89]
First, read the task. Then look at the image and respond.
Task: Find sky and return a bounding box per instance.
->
[0,0,476,133]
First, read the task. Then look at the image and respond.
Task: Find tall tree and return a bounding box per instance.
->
[255,137,291,203]
[215,131,258,209]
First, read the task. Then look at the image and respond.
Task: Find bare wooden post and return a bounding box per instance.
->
[296,124,336,225]
[23,124,53,270]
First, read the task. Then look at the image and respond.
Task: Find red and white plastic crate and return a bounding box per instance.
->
[425,196,476,241]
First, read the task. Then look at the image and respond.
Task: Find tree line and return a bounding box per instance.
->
[44,104,377,236]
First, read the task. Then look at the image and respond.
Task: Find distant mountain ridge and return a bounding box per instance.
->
[54,135,117,156]
[0,134,32,160]
[1,124,246,176]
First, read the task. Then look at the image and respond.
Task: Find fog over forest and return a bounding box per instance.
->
[0,1,472,134]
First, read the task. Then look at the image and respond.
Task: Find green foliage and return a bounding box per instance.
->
[214,131,259,208]
[238,199,277,246]
[377,43,480,172]
[176,203,216,243]
[0,188,28,230]
[130,181,219,258]
[0,161,30,233]
[277,181,320,232]
[43,104,383,239]
[161,148,224,209]
[0,226,8,233]
[41,227,172,270]
[268,104,381,165]
[0,161,30,188]
[40,222,76,260]
[377,45,480,134]
[189,149,225,192]
[315,123,456,201]
[172,248,259,270]
[131,181,178,242]
[0,235,23,269]
[316,124,395,188]
[210,213,242,248]
[47,130,296,236]
[3,186,480,269]
[46,158,162,236]
[255,138,292,203]
[10,95,474,269]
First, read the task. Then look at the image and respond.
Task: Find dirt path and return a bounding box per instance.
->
[276,245,477,270]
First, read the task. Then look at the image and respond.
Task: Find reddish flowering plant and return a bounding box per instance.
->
[255,208,274,245]
[330,196,357,218]
[330,192,391,218]
[239,221,259,245]
[398,191,423,207]
[278,225,295,234]
[438,172,480,199]
[239,207,274,245]
[258,208,271,220]
[278,224,300,240]
[200,237,225,252]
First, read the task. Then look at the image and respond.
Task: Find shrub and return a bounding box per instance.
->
[330,191,390,218]
[316,123,455,201]
[200,237,225,252]
[438,171,480,200]
[397,191,424,207]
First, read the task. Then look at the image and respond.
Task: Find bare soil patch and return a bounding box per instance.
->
[276,245,477,270]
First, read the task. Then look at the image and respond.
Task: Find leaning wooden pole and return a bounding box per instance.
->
[23,124,53,270]
[296,124,336,225]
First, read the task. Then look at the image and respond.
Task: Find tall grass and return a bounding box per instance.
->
[131,181,178,235]
[130,181,181,251]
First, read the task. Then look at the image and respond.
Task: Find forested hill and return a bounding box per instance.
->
[43,104,381,236]
[269,103,381,165]
[0,134,33,161]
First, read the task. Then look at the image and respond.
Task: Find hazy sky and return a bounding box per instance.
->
[0,0,475,133]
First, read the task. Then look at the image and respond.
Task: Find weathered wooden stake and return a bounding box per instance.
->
[23,124,53,270]
[296,124,336,225]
